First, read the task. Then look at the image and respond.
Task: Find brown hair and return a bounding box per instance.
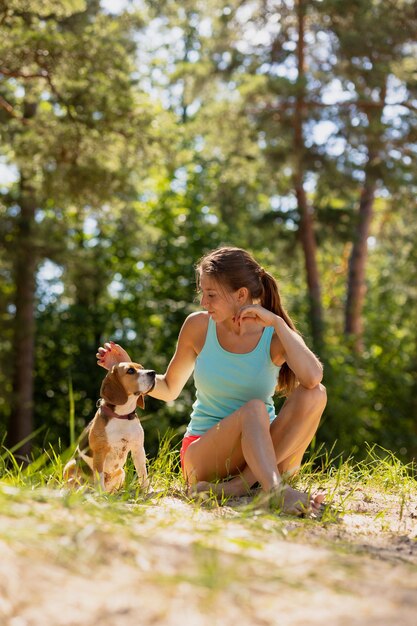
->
[196,246,298,395]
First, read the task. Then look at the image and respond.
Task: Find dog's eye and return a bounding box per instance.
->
[126,367,136,375]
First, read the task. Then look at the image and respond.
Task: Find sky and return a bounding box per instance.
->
[102,0,132,13]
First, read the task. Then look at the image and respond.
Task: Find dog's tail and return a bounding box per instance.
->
[77,422,92,454]
[63,422,93,488]
[62,458,79,486]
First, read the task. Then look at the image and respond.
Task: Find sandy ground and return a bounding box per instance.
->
[0,486,416,626]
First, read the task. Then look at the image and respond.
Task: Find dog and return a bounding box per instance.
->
[63,362,156,493]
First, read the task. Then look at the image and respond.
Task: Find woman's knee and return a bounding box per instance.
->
[241,399,270,426]
[300,382,327,410]
[315,383,327,408]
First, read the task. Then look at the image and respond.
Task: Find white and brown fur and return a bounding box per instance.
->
[63,362,156,493]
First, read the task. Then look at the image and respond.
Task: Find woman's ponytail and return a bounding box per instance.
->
[261,272,298,396]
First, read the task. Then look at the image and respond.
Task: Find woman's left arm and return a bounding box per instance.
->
[237,305,323,389]
[272,316,323,388]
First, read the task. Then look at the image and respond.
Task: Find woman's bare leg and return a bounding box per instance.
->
[197,383,327,499]
[184,387,326,513]
[184,399,281,493]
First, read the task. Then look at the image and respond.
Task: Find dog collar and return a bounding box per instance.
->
[99,403,137,421]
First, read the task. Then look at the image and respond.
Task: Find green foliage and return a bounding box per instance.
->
[0,0,416,461]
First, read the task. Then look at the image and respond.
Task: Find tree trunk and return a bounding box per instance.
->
[7,94,38,460]
[294,0,324,350]
[344,175,376,353]
[8,178,38,459]
[296,185,324,349]
[345,74,386,354]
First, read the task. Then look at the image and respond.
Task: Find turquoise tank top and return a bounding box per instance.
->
[186,316,280,436]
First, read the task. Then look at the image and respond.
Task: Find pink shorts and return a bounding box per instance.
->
[180,435,201,474]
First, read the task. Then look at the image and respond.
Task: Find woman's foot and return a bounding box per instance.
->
[188,480,325,518]
[266,484,325,516]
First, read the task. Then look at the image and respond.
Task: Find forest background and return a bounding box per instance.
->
[0,0,416,464]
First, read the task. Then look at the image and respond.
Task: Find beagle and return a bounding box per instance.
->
[63,362,156,493]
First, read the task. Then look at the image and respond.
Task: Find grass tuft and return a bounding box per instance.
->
[0,438,415,529]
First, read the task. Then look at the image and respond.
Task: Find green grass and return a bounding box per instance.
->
[0,437,415,524]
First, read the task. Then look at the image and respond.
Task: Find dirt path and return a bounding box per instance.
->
[0,486,416,626]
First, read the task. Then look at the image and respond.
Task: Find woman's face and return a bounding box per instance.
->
[199,273,239,322]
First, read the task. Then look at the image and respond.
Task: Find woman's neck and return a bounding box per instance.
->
[219,316,259,337]
[220,318,240,335]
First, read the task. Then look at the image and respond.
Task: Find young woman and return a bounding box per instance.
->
[97,247,327,515]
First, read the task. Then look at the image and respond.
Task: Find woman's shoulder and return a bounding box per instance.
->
[181,311,209,355]
[183,310,209,328]
[180,310,208,340]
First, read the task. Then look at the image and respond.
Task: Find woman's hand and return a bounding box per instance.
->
[236,304,278,329]
[96,341,132,370]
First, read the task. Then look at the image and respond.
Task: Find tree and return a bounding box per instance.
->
[0,0,161,457]
[319,0,417,352]
[292,0,324,348]
[144,0,330,348]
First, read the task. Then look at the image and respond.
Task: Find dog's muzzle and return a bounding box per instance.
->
[134,371,156,395]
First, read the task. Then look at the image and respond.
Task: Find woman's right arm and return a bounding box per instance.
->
[149,314,199,402]
[96,314,201,403]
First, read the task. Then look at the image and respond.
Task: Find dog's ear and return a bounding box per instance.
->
[100,367,128,406]
[136,395,145,410]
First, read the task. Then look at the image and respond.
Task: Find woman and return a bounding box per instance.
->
[97,247,326,515]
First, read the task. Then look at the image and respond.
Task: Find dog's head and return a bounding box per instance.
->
[100,362,156,409]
